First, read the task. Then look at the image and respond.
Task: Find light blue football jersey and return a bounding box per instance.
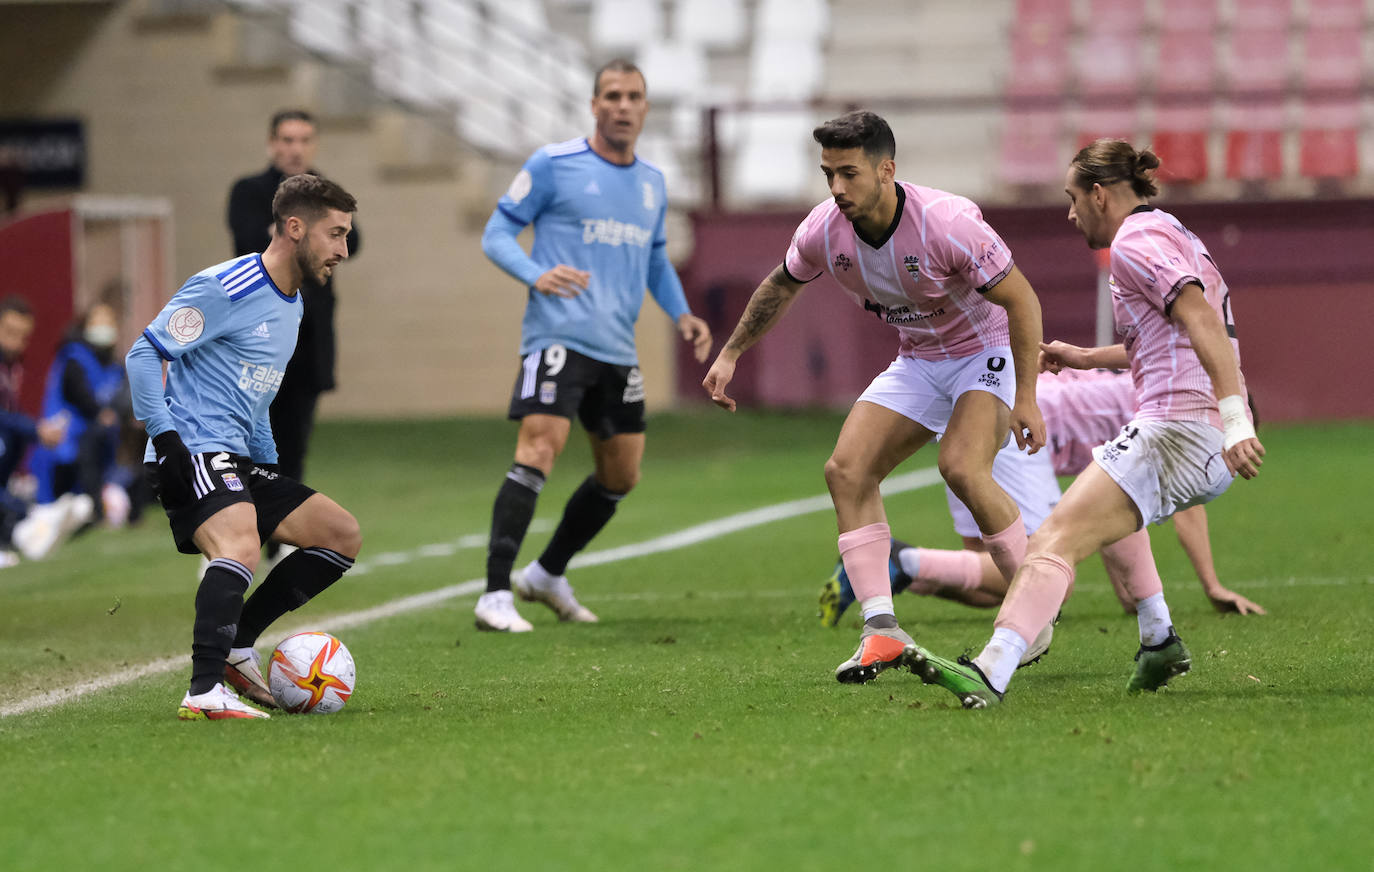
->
[493,137,687,366]
[135,254,302,461]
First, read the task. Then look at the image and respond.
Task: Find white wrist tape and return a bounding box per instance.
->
[1218,394,1255,451]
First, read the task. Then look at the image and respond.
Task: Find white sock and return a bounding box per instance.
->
[860,595,895,622]
[228,646,254,661]
[973,627,1028,694]
[1136,592,1174,647]
[896,547,921,578]
[523,560,555,585]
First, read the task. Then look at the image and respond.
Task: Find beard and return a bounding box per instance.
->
[294,239,328,287]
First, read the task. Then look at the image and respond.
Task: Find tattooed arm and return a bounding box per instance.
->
[701,264,808,411]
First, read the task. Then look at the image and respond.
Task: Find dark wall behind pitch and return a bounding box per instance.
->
[677,198,1374,423]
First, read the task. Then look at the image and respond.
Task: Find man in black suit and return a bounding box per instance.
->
[226,109,360,487]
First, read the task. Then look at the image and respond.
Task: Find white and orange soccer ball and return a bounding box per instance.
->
[268,632,356,714]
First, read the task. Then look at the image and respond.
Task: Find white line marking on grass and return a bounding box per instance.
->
[1,469,943,718]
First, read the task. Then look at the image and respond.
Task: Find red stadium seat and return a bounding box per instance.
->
[1300,128,1359,178]
[1076,29,1143,98]
[1155,29,1218,95]
[1301,27,1364,91]
[1086,0,1146,33]
[1008,21,1071,99]
[1153,129,1210,183]
[999,108,1065,186]
[1226,27,1292,93]
[1300,96,1360,179]
[1158,0,1220,33]
[1305,0,1366,30]
[1226,113,1285,181]
[1014,0,1074,36]
[1229,0,1293,30]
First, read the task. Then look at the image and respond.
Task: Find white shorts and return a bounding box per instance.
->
[946,440,1060,538]
[1092,419,1234,527]
[857,346,1017,436]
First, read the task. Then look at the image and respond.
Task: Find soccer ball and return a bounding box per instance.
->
[268,632,356,714]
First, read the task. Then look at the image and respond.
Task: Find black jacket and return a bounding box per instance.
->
[226,166,361,393]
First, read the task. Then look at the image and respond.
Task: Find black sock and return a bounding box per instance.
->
[190,559,253,695]
[538,475,625,576]
[233,547,355,648]
[487,463,545,593]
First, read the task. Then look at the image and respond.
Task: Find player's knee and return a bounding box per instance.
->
[216,538,262,573]
[938,455,982,501]
[515,440,560,474]
[823,454,868,496]
[598,468,638,494]
[326,508,362,558]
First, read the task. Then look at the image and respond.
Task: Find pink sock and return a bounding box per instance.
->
[838,522,893,604]
[981,513,1027,584]
[995,552,1074,644]
[1100,529,1163,604]
[912,547,983,592]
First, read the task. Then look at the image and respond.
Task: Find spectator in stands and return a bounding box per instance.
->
[28,300,133,525]
[474,59,712,632]
[226,109,361,490]
[0,295,88,563]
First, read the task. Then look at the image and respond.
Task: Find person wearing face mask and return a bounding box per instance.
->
[0,296,71,563]
[28,300,129,523]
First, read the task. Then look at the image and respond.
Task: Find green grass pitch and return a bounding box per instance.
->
[1,412,1371,871]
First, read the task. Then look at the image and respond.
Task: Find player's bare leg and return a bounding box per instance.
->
[479,414,572,632]
[824,401,933,682]
[939,390,1027,584]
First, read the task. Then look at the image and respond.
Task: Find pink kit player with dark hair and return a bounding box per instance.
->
[818,368,1265,632]
[703,110,1047,685]
[907,140,1265,708]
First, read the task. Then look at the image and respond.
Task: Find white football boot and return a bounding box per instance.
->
[12,503,65,561]
[224,647,278,709]
[512,563,598,623]
[177,683,270,720]
[1018,619,1056,669]
[474,589,534,632]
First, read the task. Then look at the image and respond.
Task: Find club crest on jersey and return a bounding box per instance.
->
[903,255,920,276]
[642,182,655,211]
[168,306,205,344]
[221,472,244,492]
[539,380,557,404]
[834,253,852,272]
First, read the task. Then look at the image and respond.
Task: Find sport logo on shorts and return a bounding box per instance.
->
[222,472,244,492]
[168,306,205,344]
[622,367,645,404]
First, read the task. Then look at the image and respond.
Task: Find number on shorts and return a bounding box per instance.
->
[544,344,567,377]
[987,356,1006,372]
[1114,425,1140,452]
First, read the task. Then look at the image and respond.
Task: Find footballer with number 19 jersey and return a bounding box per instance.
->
[471,61,712,634]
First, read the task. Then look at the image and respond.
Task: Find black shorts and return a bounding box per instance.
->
[145,452,315,555]
[507,344,647,439]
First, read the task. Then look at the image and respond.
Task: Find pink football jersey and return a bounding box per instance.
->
[1108,207,1248,428]
[1037,369,1137,476]
[785,182,1015,360]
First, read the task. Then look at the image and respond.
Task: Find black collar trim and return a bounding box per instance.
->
[855,183,905,250]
